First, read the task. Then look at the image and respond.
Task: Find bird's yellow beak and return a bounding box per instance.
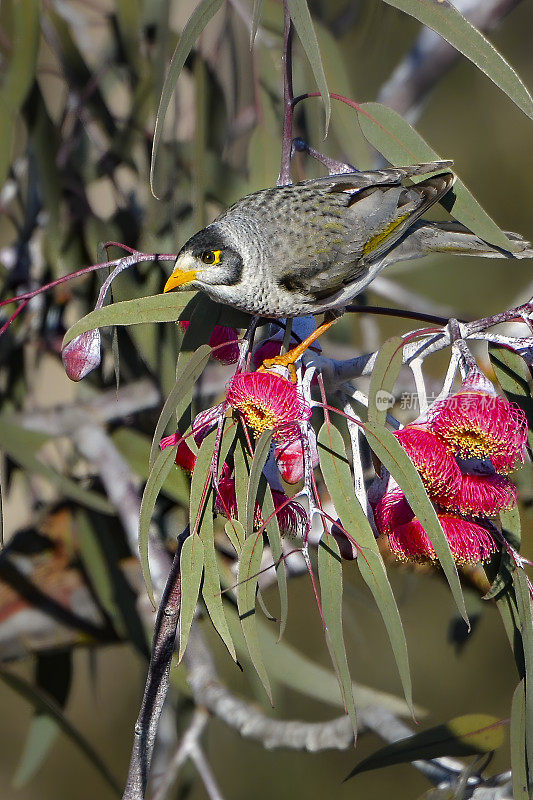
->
[163,255,198,293]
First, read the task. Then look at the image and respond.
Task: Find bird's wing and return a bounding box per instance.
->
[276,171,455,301]
[294,160,453,193]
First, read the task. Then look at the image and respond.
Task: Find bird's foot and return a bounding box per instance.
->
[258,318,337,383]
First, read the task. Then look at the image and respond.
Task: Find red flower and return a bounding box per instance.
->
[214,476,307,537]
[179,321,240,364]
[274,429,319,484]
[443,473,518,517]
[393,426,462,504]
[373,488,414,537]
[160,432,197,474]
[430,389,527,474]
[226,371,311,439]
[389,514,497,565]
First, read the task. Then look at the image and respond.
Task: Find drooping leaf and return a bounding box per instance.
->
[189,433,236,660]
[251,0,265,46]
[246,431,272,536]
[234,432,251,526]
[62,291,196,347]
[237,533,272,702]
[489,345,533,437]
[367,336,403,425]
[511,680,529,800]
[357,102,514,251]
[139,444,178,606]
[318,534,357,740]
[224,519,246,555]
[513,569,533,777]
[287,0,331,132]
[381,0,533,123]
[149,344,213,467]
[363,421,467,621]
[150,0,224,197]
[0,668,120,796]
[345,713,506,780]
[112,428,189,506]
[262,486,288,640]
[178,534,205,661]
[318,421,413,714]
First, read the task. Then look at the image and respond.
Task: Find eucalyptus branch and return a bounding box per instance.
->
[278,0,295,186]
[122,527,190,800]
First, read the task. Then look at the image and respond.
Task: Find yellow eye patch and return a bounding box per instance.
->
[201,249,222,265]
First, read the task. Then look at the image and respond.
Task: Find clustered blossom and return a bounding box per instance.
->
[375,375,527,565]
[226,371,311,439]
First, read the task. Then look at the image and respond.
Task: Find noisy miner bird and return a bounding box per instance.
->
[164,161,532,370]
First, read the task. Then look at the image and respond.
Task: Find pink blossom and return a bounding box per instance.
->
[226,371,311,439]
[389,514,497,565]
[394,426,462,504]
[274,429,319,484]
[214,476,307,537]
[443,473,518,517]
[179,321,240,364]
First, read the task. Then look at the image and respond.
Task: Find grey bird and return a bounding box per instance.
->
[163,161,532,365]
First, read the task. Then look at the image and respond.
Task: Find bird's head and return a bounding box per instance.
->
[164,226,244,294]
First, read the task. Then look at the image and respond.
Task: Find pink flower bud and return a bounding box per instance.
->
[62,330,101,381]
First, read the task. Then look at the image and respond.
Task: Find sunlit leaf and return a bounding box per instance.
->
[262,486,288,640]
[0,668,120,796]
[363,421,467,621]
[150,0,224,197]
[224,519,246,555]
[139,444,178,606]
[513,569,533,776]
[178,534,205,661]
[357,102,514,251]
[246,431,272,536]
[318,421,413,714]
[287,0,330,134]
[367,336,403,425]
[237,533,272,702]
[62,292,196,347]
[345,713,506,780]
[318,534,357,740]
[382,0,533,123]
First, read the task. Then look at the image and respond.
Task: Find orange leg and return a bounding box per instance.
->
[259,318,337,382]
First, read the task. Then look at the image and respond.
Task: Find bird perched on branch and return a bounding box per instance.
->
[164,161,532,370]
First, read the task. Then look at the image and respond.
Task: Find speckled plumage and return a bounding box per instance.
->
[165,161,533,318]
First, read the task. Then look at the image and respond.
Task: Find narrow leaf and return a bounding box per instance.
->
[13,716,60,788]
[0,668,120,795]
[246,431,272,536]
[357,102,514,251]
[345,713,506,780]
[178,535,205,661]
[318,535,357,739]
[237,533,272,702]
[250,0,265,46]
[149,344,212,467]
[363,421,467,621]
[382,0,533,123]
[511,680,529,800]
[287,0,330,132]
[63,291,196,347]
[318,421,413,714]
[150,0,224,196]
[224,519,246,555]
[262,486,288,640]
[367,336,403,425]
[139,445,178,606]
[513,569,533,777]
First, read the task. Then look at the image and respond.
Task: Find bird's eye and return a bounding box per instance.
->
[201,250,222,265]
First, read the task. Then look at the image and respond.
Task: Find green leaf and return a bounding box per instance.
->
[0,418,113,515]
[234,433,251,526]
[489,345,533,435]
[149,344,212,467]
[150,0,224,197]
[246,431,272,536]
[251,0,265,46]
[381,0,533,123]
[345,713,506,780]
[357,102,514,251]
[262,486,288,640]
[287,0,330,133]
[363,421,467,621]
[139,445,178,606]
[62,292,196,347]
[511,680,529,800]
[112,428,189,506]
[248,89,281,192]
[237,533,272,702]
[224,519,246,555]
[0,668,120,796]
[318,421,413,715]
[513,569,533,778]
[367,336,403,425]
[318,535,357,739]
[178,534,205,661]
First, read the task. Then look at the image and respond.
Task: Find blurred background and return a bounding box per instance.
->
[0,1,532,798]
